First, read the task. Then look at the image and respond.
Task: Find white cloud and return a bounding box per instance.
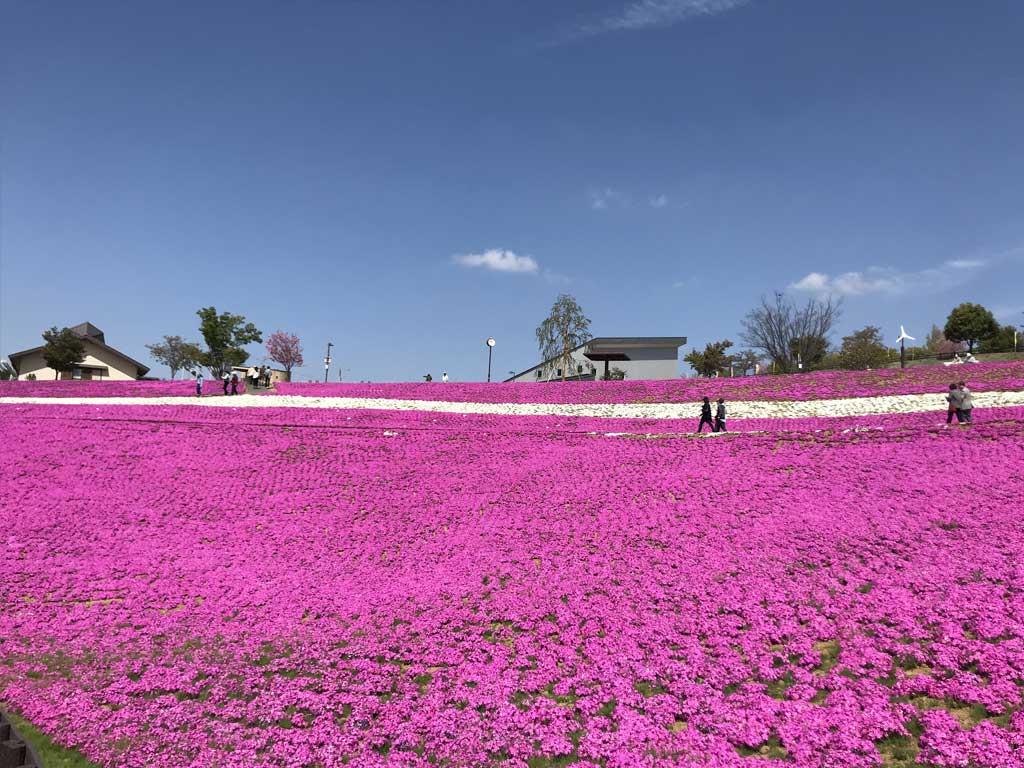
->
[577,0,751,37]
[452,249,539,274]
[786,268,909,296]
[650,194,669,208]
[589,187,617,210]
[789,255,1000,298]
[790,244,1016,300]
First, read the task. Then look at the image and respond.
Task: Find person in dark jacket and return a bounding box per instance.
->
[698,397,715,433]
[714,398,727,432]
[946,383,962,424]
[230,373,239,395]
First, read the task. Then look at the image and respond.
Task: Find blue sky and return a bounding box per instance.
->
[2,0,1023,381]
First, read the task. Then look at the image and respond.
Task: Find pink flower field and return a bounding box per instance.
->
[273,361,1024,403]
[0,379,246,398]
[2,395,1023,767]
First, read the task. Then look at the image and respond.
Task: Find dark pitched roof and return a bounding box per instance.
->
[8,323,150,377]
[68,322,105,343]
[504,336,686,382]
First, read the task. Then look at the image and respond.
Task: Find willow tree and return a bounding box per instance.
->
[536,294,591,381]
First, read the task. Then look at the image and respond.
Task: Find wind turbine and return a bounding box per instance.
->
[897,325,915,369]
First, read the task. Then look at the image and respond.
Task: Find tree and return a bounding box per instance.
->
[920,324,962,358]
[924,325,945,354]
[196,307,262,375]
[944,303,998,353]
[146,335,204,379]
[0,360,16,380]
[684,340,734,377]
[536,294,591,382]
[41,326,86,379]
[978,324,1018,354]
[733,350,762,376]
[788,335,829,370]
[741,292,841,373]
[838,326,892,370]
[265,331,304,377]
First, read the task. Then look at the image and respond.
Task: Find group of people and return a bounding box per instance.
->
[423,372,449,382]
[220,370,242,396]
[698,397,727,433]
[189,366,274,397]
[945,381,974,424]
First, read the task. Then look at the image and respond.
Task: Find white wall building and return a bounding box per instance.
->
[9,322,150,380]
[506,337,686,382]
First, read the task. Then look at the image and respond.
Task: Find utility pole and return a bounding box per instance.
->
[324,342,333,384]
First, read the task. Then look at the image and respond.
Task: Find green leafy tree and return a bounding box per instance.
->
[684,339,734,377]
[41,326,86,379]
[536,294,591,382]
[919,323,962,357]
[789,335,829,370]
[838,326,892,370]
[944,303,998,353]
[733,350,762,376]
[978,324,1019,354]
[196,307,263,375]
[146,335,204,379]
[924,324,945,353]
[0,360,16,380]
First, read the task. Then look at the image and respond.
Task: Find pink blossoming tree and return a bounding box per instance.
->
[265,330,303,379]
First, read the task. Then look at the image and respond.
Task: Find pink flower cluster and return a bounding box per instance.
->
[0,379,245,398]
[274,361,1024,403]
[1,398,1023,767]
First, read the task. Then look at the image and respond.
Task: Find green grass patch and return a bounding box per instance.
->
[3,709,101,768]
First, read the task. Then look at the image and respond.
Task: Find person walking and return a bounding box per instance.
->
[442,372,449,383]
[946,383,962,424]
[247,365,258,389]
[194,370,203,397]
[230,372,239,396]
[221,370,230,395]
[698,397,715,433]
[958,381,973,423]
[714,398,727,433]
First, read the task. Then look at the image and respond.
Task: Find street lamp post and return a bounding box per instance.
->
[324,342,333,384]
[486,338,496,382]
